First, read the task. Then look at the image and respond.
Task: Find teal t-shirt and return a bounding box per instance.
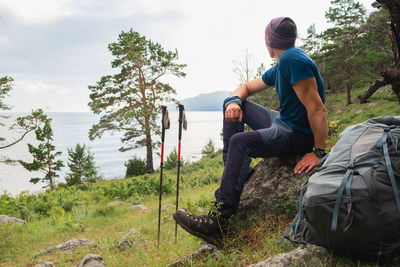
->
[261,47,325,133]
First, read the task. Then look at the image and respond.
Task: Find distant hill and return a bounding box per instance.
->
[173,91,231,111]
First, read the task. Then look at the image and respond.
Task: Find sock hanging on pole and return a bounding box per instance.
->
[158,105,170,247]
[175,103,187,244]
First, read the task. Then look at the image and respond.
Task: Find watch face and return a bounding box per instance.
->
[313,149,325,158]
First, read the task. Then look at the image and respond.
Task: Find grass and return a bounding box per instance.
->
[0,152,292,267]
[1,186,208,266]
[1,88,399,266]
[0,156,377,267]
[0,153,227,267]
[326,86,399,133]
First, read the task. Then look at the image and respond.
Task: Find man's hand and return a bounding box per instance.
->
[225,103,243,122]
[294,152,321,174]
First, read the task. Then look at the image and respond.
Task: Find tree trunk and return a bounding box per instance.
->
[145,131,154,173]
[357,0,400,103]
[346,83,352,105]
[47,139,54,190]
[344,40,352,105]
[382,67,400,103]
[392,82,400,102]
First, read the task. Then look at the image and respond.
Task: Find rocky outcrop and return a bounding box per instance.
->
[248,244,333,267]
[238,156,309,221]
[168,155,334,266]
[77,254,106,267]
[0,214,27,226]
[167,244,219,267]
[237,156,332,266]
[35,238,96,257]
[34,262,56,267]
[116,228,139,251]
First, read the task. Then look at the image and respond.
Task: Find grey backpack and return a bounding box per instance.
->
[282,116,400,262]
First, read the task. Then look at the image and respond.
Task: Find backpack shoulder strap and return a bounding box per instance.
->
[382,129,400,214]
[279,185,306,243]
[331,161,354,231]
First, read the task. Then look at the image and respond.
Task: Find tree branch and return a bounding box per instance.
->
[356,79,390,103]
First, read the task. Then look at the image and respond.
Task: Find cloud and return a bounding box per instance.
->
[0,0,186,77]
[7,74,91,112]
[0,0,73,25]
[0,0,187,25]
[0,0,376,112]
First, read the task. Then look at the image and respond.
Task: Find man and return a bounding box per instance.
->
[173,17,328,245]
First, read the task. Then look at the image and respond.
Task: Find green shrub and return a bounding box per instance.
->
[326,120,339,151]
[102,182,134,200]
[164,147,188,170]
[124,156,146,177]
[201,139,216,158]
[130,174,173,195]
[183,194,214,214]
[31,193,56,216]
[0,193,18,216]
[282,201,296,214]
[94,205,115,217]
[164,148,178,170]
[72,204,94,222]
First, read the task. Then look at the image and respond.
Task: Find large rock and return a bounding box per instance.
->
[108,200,124,206]
[128,204,150,211]
[248,244,332,267]
[167,244,219,267]
[35,238,96,257]
[77,254,106,267]
[238,156,309,221]
[34,262,56,267]
[0,214,27,226]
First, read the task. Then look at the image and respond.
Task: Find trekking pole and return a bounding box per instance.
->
[175,104,187,244]
[158,106,170,247]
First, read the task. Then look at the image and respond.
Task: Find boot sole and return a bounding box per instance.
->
[173,213,223,247]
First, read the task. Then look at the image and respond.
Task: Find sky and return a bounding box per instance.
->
[0,0,375,112]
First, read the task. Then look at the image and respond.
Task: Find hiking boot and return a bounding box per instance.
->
[173,209,228,246]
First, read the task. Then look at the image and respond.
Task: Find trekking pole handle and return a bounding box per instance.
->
[177,104,184,140]
[177,104,185,163]
[161,105,167,143]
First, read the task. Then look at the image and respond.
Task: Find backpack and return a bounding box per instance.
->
[282,116,400,262]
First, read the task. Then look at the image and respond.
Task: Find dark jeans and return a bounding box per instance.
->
[217,100,314,218]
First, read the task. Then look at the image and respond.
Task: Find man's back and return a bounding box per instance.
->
[262,47,325,133]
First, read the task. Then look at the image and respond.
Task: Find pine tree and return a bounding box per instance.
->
[0,76,13,111]
[19,119,64,190]
[322,0,367,104]
[1,77,48,164]
[65,143,85,185]
[66,143,99,186]
[83,147,99,184]
[88,29,186,173]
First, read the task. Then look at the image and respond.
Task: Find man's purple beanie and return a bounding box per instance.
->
[265,17,297,49]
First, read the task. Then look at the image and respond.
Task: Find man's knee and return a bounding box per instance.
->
[229,132,247,147]
[229,131,264,152]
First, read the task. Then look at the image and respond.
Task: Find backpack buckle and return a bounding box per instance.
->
[348,160,355,169]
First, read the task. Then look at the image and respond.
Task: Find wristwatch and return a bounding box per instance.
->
[313,147,327,158]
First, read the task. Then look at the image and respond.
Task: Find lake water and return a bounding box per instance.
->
[0,111,223,195]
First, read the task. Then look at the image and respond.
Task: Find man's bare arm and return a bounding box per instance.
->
[292,77,328,173]
[231,77,270,100]
[225,77,270,122]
